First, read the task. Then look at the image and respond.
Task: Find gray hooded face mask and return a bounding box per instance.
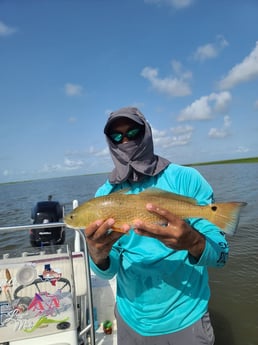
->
[104,107,170,184]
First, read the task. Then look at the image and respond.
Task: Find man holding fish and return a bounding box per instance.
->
[65,107,246,345]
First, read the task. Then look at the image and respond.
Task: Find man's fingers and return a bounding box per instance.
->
[146,203,178,222]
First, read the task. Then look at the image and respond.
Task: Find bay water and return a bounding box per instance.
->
[0,163,257,345]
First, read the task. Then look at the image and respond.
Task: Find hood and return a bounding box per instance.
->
[104,107,170,184]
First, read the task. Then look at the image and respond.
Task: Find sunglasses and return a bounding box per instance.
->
[109,127,143,144]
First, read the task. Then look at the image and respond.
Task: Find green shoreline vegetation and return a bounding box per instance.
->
[187,156,258,167]
[1,157,258,185]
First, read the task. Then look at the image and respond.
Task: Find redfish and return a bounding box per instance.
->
[64,188,247,235]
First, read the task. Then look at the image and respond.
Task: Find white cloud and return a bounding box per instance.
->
[212,91,232,112]
[236,146,250,154]
[42,163,63,173]
[177,91,232,121]
[64,83,83,96]
[144,0,194,9]
[171,125,193,134]
[178,96,212,121]
[141,61,192,97]
[0,21,17,37]
[208,115,232,138]
[64,158,84,170]
[171,60,192,79]
[218,41,258,90]
[40,158,84,175]
[193,35,228,61]
[169,125,193,146]
[95,147,110,157]
[152,125,193,148]
[152,127,169,146]
[65,145,110,163]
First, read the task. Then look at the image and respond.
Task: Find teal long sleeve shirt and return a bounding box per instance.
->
[90,164,229,336]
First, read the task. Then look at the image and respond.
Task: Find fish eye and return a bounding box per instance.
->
[211,206,217,212]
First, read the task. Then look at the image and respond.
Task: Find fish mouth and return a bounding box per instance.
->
[64,222,83,230]
[64,214,85,230]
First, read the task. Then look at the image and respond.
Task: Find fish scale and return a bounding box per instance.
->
[64,188,247,235]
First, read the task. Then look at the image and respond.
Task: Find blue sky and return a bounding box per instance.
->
[1,0,258,183]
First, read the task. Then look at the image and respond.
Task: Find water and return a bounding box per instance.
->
[0,164,257,345]
[197,164,258,345]
[0,174,108,251]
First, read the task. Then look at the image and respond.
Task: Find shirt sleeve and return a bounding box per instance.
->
[90,246,121,279]
[188,218,229,267]
[181,167,229,267]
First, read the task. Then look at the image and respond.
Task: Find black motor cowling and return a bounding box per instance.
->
[30,197,65,247]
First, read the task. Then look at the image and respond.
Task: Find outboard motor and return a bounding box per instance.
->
[30,195,65,247]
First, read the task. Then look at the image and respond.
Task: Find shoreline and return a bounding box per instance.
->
[186,156,258,167]
[1,157,258,185]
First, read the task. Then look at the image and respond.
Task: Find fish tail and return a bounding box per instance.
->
[211,202,247,235]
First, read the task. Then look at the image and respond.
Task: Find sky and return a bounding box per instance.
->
[1,0,258,183]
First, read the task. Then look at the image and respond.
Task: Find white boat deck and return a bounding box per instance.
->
[91,275,117,345]
[95,326,117,345]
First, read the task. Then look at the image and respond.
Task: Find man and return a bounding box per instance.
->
[85,106,228,345]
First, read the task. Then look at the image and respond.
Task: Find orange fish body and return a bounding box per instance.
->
[64,188,247,235]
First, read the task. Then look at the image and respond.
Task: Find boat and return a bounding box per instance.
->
[0,197,117,345]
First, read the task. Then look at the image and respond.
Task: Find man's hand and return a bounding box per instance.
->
[133,203,205,259]
[85,219,129,269]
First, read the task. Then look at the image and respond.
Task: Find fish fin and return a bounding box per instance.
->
[111,225,128,233]
[139,188,198,205]
[210,202,247,235]
[111,188,131,195]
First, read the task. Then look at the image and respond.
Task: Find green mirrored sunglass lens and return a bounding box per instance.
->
[126,128,141,138]
[110,128,141,143]
[110,133,123,142]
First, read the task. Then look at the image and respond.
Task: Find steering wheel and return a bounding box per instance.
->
[14,277,71,300]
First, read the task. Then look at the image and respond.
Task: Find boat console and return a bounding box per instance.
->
[0,199,117,345]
